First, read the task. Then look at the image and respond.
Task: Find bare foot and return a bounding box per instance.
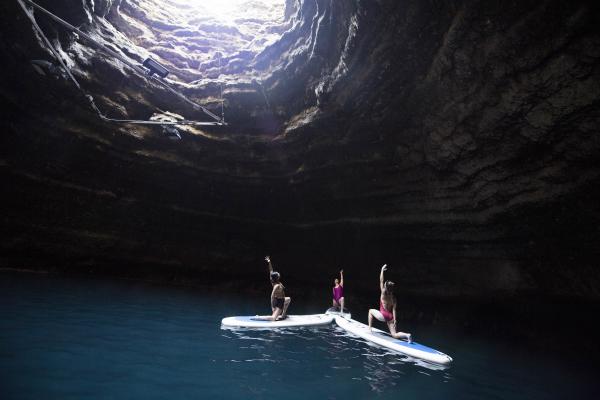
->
[407,333,412,344]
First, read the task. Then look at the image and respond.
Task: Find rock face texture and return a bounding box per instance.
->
[1,0,599,298]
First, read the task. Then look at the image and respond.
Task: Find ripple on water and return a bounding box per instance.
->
[2,274,598,400]
[218,323,453,395]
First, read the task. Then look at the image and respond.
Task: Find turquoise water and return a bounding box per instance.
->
[0,273,597,399]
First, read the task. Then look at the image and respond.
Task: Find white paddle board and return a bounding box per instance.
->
[334,316,453,365]
[325,307,352,319]
[221,314,334,328]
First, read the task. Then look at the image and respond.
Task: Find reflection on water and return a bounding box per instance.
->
[1,273,598,400]
[220,323,453,395]
[322,326,450,393]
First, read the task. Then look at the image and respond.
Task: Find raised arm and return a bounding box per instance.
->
[265,255,273,274]
[340,269,344,287]
[379,264,387,292]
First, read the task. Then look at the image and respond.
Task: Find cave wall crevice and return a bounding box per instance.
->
[1,0,599,299]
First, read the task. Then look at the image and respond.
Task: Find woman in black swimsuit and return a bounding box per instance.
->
[264,256,291,320]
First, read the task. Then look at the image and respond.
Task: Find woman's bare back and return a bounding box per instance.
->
[380,291,395,312]
[272,283,285,298]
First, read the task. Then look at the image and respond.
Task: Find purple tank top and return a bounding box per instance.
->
[333,285,344,301]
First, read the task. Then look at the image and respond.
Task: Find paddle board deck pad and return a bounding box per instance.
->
[221,314,334,328]
[325,307,352,319]
[334,316,453,365]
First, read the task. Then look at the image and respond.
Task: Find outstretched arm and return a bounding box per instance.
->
[379,264,387,292]
[340,269,344,287]
[265,255,273,274]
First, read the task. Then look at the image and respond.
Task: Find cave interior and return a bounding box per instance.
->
[1,0,599,324]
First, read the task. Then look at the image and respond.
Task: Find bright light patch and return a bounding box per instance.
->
[128,0,289,79]
[177,0,285,24]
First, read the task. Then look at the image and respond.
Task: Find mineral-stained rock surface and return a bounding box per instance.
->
[1,0,599,298]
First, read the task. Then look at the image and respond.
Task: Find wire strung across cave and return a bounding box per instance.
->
[16,0,227,127]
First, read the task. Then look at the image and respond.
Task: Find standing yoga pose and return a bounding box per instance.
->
[332,269,345,313]
[368,264,412,342]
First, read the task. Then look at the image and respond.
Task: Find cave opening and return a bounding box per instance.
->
[112,0,289,80]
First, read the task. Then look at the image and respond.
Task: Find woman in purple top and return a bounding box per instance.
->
[332,269,345,313]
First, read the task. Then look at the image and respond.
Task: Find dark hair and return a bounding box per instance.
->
[270,271,280,283]
[384,280,395,292]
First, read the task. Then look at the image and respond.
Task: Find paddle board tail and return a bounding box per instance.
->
[334,316,453,365]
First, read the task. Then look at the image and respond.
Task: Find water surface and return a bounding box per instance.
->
[0,273,597,399]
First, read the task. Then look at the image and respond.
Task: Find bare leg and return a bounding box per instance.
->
[340,297,345,314]
[281,297,291,318]
[267,307,282,321]
[369,309,386,330]
[368,309,376,329]
[387,321,411,342]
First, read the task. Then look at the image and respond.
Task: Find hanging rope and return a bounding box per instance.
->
[16,0,226,126]
[218,54,225,124]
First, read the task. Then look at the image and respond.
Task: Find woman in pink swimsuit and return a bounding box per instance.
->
[332,269,345,313]
[368,264,412,342]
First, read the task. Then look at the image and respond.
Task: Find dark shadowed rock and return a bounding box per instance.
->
[1,0,599,299]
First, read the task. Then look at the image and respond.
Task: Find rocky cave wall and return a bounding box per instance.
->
[1,0,599,298]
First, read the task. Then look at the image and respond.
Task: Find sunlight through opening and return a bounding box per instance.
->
[175,0,286,24]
